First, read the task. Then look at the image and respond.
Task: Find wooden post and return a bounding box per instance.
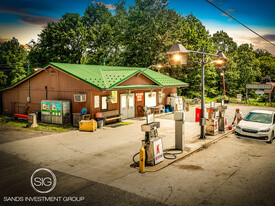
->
[245,89,248,104]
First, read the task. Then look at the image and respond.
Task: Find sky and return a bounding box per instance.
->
[0,0,274,54]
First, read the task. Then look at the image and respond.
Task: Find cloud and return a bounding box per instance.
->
[221,8,236,21]
[0,1,59,27]
[207,0,226,5]
[19,15,59,27]
[235,34,275,55]
[249,34,275,45]
[91,1,115,10]
[262,34,275,41]
[0,38,11,43]
[221,8,235,16]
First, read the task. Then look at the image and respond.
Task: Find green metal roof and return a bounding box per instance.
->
[114,85,160,89]
[48,62,188,90]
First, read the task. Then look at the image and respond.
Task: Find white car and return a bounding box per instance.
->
[235,110,275,143]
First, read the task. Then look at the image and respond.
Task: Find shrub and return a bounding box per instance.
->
[216,95,229,102]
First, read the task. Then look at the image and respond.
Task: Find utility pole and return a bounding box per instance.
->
[28,61,30,76]
[200,49,206,139]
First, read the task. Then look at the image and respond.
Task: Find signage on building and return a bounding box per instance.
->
[246,84,271,89]
[255,90,264,95]
[111,91,117,103]
[135,92,144,102]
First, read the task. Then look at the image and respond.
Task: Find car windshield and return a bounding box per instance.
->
[243,112,272,124]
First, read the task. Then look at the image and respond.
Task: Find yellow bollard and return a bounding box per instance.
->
[139,146,145,173]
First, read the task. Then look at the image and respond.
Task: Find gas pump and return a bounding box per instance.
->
[217,100,228,132]
[206,102,219,135]
[140,114,164,166]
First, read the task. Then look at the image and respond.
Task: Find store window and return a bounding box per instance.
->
[101,96,108,111]
[145,92,156,107]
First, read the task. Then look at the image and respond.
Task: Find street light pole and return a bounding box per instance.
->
[167,41,227,140]
[222,71,226,96]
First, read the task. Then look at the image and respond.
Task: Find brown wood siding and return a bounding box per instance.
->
[119,73,157,86]
[2,65,178,121]
[2,66,99,115]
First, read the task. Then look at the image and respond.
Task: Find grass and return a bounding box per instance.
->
[205,97,217,103]
[205,97,274,107]
[0,116,71,133]
[118,122,133,125]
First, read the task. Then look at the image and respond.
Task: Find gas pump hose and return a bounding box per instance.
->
[163,149,183,159]
[132,148,183,167]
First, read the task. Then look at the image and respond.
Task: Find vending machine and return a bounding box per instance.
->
[41,100,52,123]
[51,100,71,125]
[62,101,71,125]
[41,100,70,125]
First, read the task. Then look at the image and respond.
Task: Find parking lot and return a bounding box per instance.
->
[1,104,275,205]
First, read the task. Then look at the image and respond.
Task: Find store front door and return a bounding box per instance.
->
[120,93,135,119]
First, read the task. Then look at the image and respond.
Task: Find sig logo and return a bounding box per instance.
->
[30,168,57,194]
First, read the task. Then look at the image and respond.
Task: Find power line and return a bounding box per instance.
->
[206,0,275,47]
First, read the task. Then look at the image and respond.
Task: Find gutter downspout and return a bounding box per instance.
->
[27,62,31,103]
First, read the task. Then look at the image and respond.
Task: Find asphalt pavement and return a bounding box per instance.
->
[0,104,275,206]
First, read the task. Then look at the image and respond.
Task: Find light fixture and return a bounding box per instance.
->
[157,64,162,68]
[214,51,227,68]
[167,40,189,65]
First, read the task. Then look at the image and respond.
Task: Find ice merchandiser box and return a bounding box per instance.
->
[41,100,52,123]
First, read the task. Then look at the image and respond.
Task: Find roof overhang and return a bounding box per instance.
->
[105,84,189,91]
[0,66,50,92]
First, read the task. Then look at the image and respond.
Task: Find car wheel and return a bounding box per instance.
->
[266,131,274,144]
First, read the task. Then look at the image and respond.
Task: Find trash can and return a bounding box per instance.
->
[95,117,105,129]
[195,108,201,122]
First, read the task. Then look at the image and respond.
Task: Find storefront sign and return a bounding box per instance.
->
[136,92,144,102]
[111,91,117,103]
[145,92,156,107]
[255,90,264,95]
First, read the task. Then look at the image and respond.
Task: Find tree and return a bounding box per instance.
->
[258,56,275,81]
[0,37,27,88]
[212,31,237,54]
[235,44,261,94]
[28,13,88,67]
[82,3,116,65]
